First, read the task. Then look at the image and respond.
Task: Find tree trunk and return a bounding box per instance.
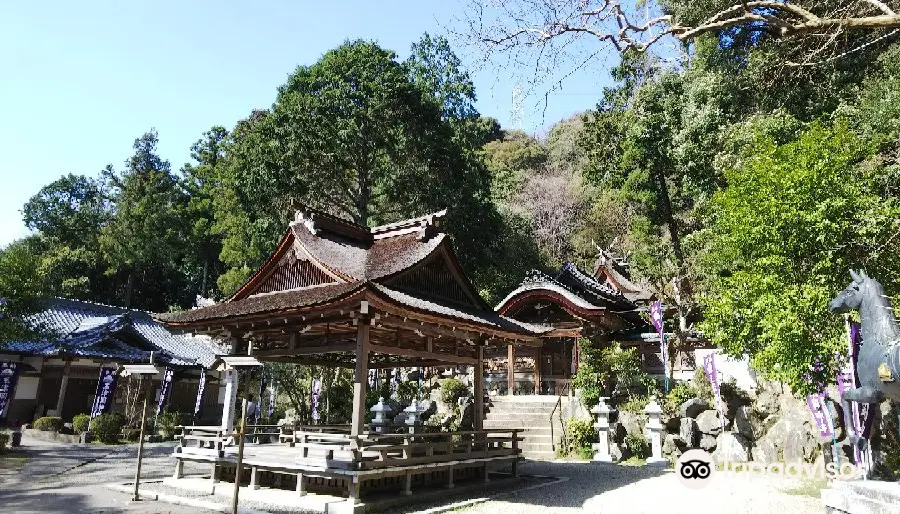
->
[654,165,691,381]
[201,258,209,299]
[124,272,135,309]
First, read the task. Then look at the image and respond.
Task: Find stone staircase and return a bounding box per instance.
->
[483,395,564,460]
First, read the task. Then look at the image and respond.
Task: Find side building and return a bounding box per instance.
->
[0,298,225,425]
[494,250,710,395]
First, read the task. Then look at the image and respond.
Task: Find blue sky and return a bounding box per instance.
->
[0,1,616,246]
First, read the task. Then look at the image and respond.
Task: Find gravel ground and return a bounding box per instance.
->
[1,436,826,514]
[455,460,824,514]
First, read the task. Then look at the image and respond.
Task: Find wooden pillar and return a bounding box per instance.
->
[296,472,306,496]
[534,346,542,395]
[507,344,515,396]
[351,315,371,437]
[54,360,72,416]
[474,345,484,432]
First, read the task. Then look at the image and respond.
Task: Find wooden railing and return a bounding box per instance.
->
[289,429,523,470]
[174,425,522,472]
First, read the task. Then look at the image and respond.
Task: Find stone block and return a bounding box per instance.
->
[679,399,709,418]
[696,410,722,436]
[712,433,750,463]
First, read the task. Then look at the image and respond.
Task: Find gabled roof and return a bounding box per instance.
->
[496,264,647,332]
[157,208,551,342]
[229,207,486,310]
[591,250,654,302]
[5,298,223,367]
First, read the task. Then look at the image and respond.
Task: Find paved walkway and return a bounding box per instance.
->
[0,434,211,513]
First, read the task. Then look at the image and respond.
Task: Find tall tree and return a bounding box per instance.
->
[21,174,113,299]
[181,126,228,299]
[218,40,500,297]
[99,130,188,310]
[700,122,900,393]
[0,238,51,344]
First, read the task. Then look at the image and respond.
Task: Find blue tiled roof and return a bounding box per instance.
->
[6,298,223,367]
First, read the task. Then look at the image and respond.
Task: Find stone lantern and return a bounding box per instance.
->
[644,398,667,466]
[590,397,614,462]
[370,397,393,434]
[404,400,422,433]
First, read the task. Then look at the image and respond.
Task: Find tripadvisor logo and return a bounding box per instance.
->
[676,450,864,489]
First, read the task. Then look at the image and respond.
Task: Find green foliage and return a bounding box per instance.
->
[439,378,470,407]
[90,413,125,444]
[397,380,420,404]
[72,414,90,435]
[564,418,597,458]
[620,396,649,414]
[573,339,652,408]
[156,409,190,438]
[666,382,698,410]
[99,131,190,310]
[0,432,9,453]
[0,238,51,343]
[873,402,900,480]
[692,368,714,404]
[623,431,649,459]
[32,417,63,432]
[700,122,900,394]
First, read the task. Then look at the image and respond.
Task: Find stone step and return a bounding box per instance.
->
[484,414,559,427]
[487,404,559,413]
[484,424,554,433]
[519,442,557,452]
[522,451,558,460]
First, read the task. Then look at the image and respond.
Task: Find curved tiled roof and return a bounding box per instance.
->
[6,298,223,367]
[291,222,446,281]
[371,284,552,336]
[157,281,365,325]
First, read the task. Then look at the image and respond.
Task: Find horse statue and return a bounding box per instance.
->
[828,269,900,453]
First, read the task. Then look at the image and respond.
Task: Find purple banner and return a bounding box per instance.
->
[267,383,276,418]
[156,367,174,415]
[702,353,726,431]
[256,374,266,423]
[311,377,321,422]
[650,301,669,387]
[806,393,834,437]
[0,362,21,418]
[90,367,118,419]
[194,369,206,417]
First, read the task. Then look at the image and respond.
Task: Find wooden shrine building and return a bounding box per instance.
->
[156,208,559,512]
[495,251,707,392]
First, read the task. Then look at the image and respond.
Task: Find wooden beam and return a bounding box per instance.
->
[474,344,484,431]
[368,343,477,366]
[259,356,355,368]
[252,342,356,358]
[351,320,370,437]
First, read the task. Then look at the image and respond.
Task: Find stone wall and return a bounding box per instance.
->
[657,380,832,464]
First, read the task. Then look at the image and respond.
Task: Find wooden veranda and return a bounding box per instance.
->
[156,208,554,513]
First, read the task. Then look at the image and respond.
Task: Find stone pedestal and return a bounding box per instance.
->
[591,397,614,462]
[644,398,667,467]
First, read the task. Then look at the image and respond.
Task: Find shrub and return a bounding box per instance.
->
[620,395,649,414]
[72,414,91,434]
[122,428,142,442]
[565,418,596,458]
[156,409,190,439]
[623,431,649,458]
[90,413,125,444]
[440,378,469,407]
[397,380,419,404]
[664,382,698,415]
[693,367,714,404]
[573,339,653,408]
[0,432,9,453]
[33,416,63,432]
